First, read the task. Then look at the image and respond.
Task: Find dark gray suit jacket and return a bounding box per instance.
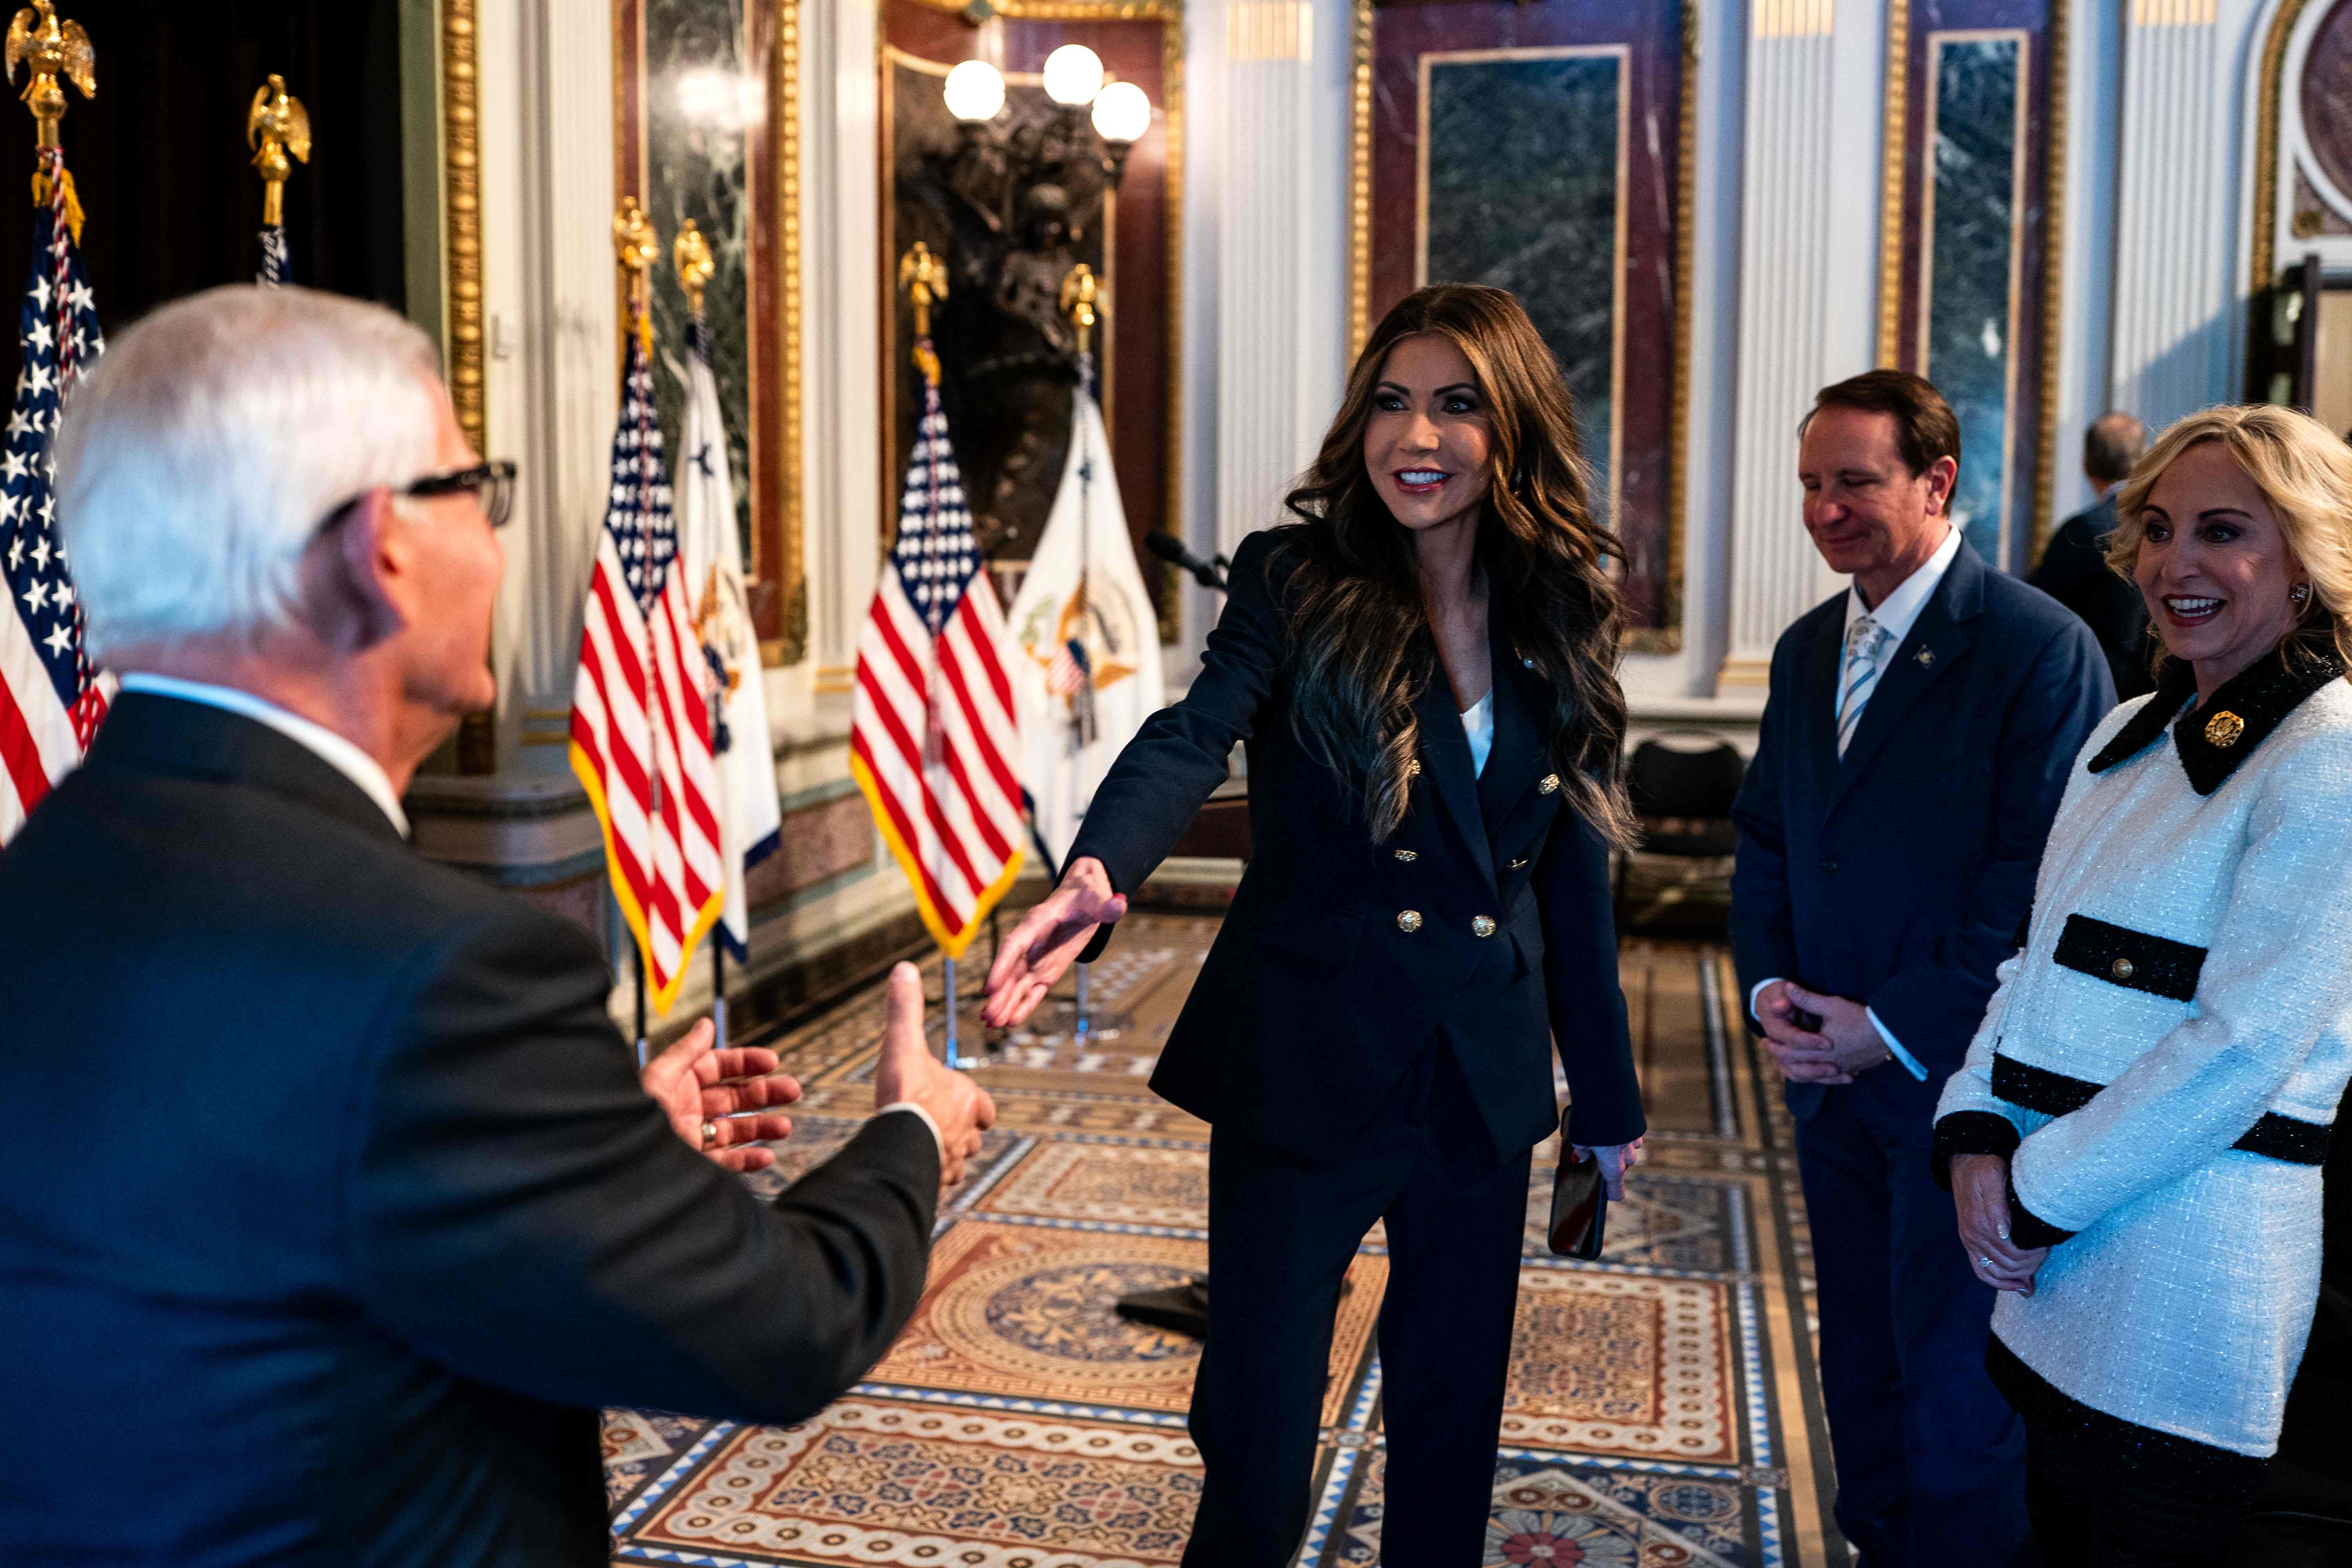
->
[0,694,939,1566]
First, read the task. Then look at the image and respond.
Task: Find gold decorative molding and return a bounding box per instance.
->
[1637,0,1701,658]
[2030,0,2069,566]
[1347,0,1373,356]
[772,0,808,665]
[442,0,484,457]
[443,0,492,773]
[1874,0,1911,368]
[1349,0,1695,652]
[2252,0,2322,296]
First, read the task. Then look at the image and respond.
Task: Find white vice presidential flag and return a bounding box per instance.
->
[675,323,782,956]
[1006,387,1167,869]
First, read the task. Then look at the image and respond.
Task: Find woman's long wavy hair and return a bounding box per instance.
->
[1273,284,1635,849]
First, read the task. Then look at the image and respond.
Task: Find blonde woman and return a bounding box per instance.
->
[1933,403,2352,1564]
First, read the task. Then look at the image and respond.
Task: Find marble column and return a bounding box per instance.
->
[2108,0,2247,434]
[1717,0,1884,689]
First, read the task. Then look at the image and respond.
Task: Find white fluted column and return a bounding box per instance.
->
[2108,0,2254,433]
[482,0,619,773]
[1174,0,1350,671]
[1722,2,1831,687]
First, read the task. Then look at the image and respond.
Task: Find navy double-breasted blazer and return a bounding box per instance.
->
[1067,527,1645,1168]
[1728,539,2115,1118]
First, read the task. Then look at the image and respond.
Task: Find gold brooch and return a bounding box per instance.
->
[2204,710,2246,747]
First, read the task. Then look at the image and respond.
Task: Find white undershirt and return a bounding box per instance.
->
[1462,690,1495,778]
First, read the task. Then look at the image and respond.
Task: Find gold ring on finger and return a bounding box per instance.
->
[701,1119,719,1149]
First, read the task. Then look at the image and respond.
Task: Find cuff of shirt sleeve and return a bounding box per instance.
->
[1748,977,1780,1026]
[877,1101,944,1159]
[1930,1111,2021,1190]
[2006,1174,2077,1249]
[1863,1006,1927,1081]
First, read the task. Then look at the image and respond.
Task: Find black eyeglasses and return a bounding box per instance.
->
[403,460,518,528]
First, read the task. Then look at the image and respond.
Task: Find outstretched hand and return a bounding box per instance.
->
[642,1017,803,1173]
[980,857,1128,1027]
[871,962,998,1191]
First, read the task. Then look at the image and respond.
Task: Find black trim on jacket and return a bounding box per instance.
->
[2087,644,2350,794]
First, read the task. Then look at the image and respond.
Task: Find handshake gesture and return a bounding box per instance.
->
[642,962,998,1190]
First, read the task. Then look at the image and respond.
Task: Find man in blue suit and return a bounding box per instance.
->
[1730,370,2112,1567]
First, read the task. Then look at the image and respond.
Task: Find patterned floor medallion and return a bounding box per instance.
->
[621,1398,1203,1566]
[1501,1269,1735,1464]
[979,1140,1211,1229]
[1333,1450,1749,1567]
[865,1221,1384,1426]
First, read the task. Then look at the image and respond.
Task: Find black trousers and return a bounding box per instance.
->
[1180,1042,1532,1568]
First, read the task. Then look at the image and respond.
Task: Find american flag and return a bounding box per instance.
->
[849,368,1022,957]
[257,225,288,287]
[0,150,105,845]
[568,317,724,1012]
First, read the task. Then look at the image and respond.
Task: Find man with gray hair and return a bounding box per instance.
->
[2029,410,2151,699]
[0,285,995,1566]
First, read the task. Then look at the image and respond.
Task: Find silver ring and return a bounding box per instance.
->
[701,1118,719,1149]
[1977,1255,1993,1268]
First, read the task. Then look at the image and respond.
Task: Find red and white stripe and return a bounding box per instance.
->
[0,593,87,841]
[851,561,1023,958]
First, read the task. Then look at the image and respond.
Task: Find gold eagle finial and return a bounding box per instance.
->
[246,74,310,228]
[5,0,93,150]
[673,219,713,317]
[1058,263,1102,358]
[897,242,950,385]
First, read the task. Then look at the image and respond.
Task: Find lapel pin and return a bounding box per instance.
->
[1915,646,1935,668]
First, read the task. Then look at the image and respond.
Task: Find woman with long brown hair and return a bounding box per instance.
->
[983,284,1646,1563]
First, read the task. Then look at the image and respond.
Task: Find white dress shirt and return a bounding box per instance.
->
[1462,689,1495,778]
[1750,524,1962,1083]
[119,675,951,1159]
[118,672,410,838]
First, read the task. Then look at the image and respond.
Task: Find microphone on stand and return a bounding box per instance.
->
[1144,531,1229,592]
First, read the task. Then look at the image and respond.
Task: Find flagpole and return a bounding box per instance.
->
[633,943,649,1070]
[675,218,733,1058]
[247,73,307,285]
[1059,266,1103,1048]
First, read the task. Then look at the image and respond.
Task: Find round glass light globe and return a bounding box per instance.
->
[942,59,1006,123]
[1042,44,1105,107]
[1090,80,1151,143]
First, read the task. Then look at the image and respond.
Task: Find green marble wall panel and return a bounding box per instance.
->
[1922,36,2023,567]
[644,0,756,565]
[1421,51,1623,503]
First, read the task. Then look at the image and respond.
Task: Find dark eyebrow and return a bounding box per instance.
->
[2194,507,2254,522]
[1435,383,1479,398]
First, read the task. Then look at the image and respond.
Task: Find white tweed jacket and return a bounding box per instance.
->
[1935,652,2352,1457]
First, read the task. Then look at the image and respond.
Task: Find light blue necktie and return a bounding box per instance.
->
[1836,615,1890,758]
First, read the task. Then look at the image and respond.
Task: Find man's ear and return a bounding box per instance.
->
[309,489,407,653]
[1926,455,1960,518]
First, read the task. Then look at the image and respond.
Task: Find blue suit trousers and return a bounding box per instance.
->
[1793,1067,2030,1568]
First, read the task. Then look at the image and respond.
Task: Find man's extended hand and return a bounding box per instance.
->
[1755,980,1888,1085]
[980,857,1128,1028]
[642,1018,803,1173]
[872,962,999,1191]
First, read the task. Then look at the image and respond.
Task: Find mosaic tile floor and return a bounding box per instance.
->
[608,917,1842,1567]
